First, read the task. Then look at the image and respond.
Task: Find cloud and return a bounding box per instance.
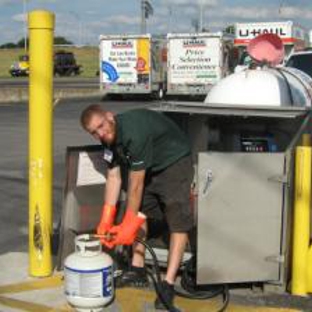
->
[207,4,312,25]
[217,6,273,19]
[105,15,140,25]
[0,0,56,5]
[0,0,19,5]
[279,6,312,19]
[12,13,26,23]
[165,0,217,5]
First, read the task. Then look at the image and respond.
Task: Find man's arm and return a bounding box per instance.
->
[97,166,122,244]
[105,169,146,247]
[105,166,122,205]
[126,169,146,213]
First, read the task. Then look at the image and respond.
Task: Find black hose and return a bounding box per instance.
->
[135,238,181,312]
[135,238,230,312]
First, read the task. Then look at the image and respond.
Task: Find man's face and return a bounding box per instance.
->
[86,112,116,145]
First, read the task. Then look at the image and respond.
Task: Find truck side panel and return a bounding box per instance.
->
[167,34,225,96]
[100,36,153,94]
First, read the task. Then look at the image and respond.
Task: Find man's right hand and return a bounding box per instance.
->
[96,204,117,237]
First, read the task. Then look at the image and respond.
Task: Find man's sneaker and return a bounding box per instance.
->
[154,280,175,310]
[115,266,149,288]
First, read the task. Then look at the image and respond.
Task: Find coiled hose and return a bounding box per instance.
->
[135,238,230,312]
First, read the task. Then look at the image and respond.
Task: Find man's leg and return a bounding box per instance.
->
[154,156,194,309]
[154,232,188,309]
[131,221,147,268]
[165,232,188,284]
[115,221,149,287]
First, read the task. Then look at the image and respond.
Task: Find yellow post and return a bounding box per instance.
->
[307,247,312,292]
[291,146,311,295]
[302,133,311,147]
[305,133,312,293]
[28,10,55,277]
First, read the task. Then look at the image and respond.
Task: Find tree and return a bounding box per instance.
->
[224,25,235,35]
[0,36,73,49]
[54,36,73,45]
[0,42,17,48]
[16,37,29,48]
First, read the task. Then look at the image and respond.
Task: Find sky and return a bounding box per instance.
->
[1,0,312,45]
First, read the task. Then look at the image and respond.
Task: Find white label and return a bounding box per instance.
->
[76,151,106,186]
[65,266,113,297]
[169,37,221,85]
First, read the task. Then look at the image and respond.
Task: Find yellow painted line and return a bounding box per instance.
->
[0,295,60,312]
[0,278,301,312]
[0,296,73,312]
[117,288,301,312]
[0,274,63,295]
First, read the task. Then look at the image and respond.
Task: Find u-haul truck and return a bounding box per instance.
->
[99,34,166,98]
[234,21,308,65]
[166,32,235,97]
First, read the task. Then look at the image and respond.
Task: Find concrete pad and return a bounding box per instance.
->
[0,253,29,285]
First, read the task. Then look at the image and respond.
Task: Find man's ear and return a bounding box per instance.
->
[104,111,115,123]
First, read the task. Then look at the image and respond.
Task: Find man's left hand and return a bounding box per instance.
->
[106,210,146,247]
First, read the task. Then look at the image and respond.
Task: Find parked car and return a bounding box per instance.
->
[9,54,29,77]
[54,51,82,76]
[285,49,312,77]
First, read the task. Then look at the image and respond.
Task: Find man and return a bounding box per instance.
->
[80,104,194,309]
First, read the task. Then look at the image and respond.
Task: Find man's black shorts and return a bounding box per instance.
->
[140,155,194,233]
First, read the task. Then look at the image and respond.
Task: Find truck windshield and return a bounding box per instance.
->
[286,54,312,77]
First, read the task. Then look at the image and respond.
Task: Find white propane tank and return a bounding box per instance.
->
[64,234,114,312]
[205,66,312,107]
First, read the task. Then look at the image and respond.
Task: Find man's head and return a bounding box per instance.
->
[80,104,116,145]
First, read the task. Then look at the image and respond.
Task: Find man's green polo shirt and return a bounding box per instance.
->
[111,108,190,172]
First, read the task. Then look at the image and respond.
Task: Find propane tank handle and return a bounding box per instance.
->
[75,234,102,255]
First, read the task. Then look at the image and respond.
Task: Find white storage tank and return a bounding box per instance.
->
[206,33,312,108]
[205,66,312,107]
[64,234,114,312]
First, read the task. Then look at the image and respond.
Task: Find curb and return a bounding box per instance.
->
[0,88,103,103]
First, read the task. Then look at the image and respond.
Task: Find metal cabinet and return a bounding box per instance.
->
[197,152,287,284]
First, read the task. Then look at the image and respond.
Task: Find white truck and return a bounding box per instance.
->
[99,34,166,98]
[234,21,309,67]
[166,32,235,97]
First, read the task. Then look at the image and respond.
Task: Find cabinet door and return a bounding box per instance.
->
[197,152,286,284]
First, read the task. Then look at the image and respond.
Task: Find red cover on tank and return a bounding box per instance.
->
[247,33,285,66]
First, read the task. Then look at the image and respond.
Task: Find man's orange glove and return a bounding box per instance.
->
[96,204,116,247]
[106,209,146,248]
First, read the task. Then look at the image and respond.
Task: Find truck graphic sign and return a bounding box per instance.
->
[168,36,220,85]
[100,38,150,84]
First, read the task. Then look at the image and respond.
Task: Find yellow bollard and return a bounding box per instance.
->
[307,247,312,292]
[301,133,311,147]
[291,146,311,295]
[28,10,55,277]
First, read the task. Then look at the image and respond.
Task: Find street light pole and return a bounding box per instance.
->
[199,1,204,32]
[141,0,146,34]
[140,0,153,34]
[23,0,28,52]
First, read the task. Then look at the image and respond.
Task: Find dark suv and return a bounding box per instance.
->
[54,51,82,76]
[285,49,312,78]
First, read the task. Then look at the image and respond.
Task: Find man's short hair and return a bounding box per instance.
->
[80,104,104,129]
